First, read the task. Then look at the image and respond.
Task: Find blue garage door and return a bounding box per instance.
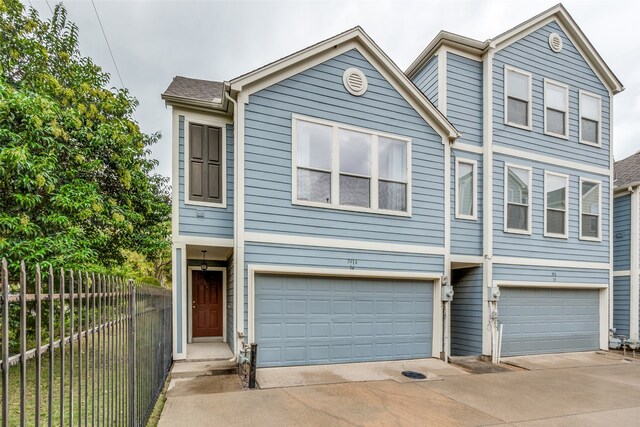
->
[255,274,433,367]
[500,288,600,356]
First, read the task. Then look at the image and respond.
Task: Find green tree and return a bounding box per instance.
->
[0,0,171,274]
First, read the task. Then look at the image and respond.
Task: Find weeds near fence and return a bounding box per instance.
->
[0,259,172,427]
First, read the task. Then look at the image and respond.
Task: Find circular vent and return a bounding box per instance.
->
[343,68,368,96]
[548,32,563,53]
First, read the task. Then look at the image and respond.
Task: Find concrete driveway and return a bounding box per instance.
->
[159,352,640,426]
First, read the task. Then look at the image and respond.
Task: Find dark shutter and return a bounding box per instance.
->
[189,123,222,203]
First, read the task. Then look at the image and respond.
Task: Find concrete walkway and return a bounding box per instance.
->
[159,353,640,426]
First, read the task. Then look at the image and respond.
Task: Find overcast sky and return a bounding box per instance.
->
[24,0,640,178]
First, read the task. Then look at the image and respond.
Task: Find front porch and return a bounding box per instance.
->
[186,342,234,361]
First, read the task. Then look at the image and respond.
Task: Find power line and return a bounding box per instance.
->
[44,0,53,14]
[90,0,125,88]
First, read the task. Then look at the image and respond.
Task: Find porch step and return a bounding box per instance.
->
[172,360,237,379]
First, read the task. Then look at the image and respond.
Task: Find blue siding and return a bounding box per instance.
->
[451,267,483,355]
[178,118,234,238]
[447,52,483,147]
[451,150,483,255]
[227,253,235,351]
[493,264,609,284]
[412,55,439,106]
[613,275,630,338]
[244,242,445,337]
[255,274,433,367]
[493,21,611,169]
[613,194,631,271]
[493,154,610,263]
[176,248,183,354]
[244,49,445,247]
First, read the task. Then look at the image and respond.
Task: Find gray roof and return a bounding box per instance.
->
[162,76,224,103]
[614,151,640,188]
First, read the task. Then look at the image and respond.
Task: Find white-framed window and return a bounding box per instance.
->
[544,171,569,238]
[504,66,532,130]
[292,114,411,216]
[544,79,569,138]
[183,112,229,208]
[580,178,601,241]
[455,158,477,220]
[504,164,532,234]
[579,90,601,146]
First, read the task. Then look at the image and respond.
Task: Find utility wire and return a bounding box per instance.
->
[90,0,125,88]
[44,0,53,14]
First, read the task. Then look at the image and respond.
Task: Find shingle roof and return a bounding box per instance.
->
[614,151,640,188]
[162,76,224,103]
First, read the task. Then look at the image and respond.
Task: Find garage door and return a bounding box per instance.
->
[499,288,600,356]
[255,274,433,367]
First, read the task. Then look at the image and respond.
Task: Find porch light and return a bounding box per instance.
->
[201,250,208,271]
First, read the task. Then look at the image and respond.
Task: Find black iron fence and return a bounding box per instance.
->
[0,259,172,426]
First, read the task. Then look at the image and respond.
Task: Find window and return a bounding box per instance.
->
[456,159,476,220]
[505,67,532,129]
[580,179,601,240]
[187,122,224,205]
[544,80,569,138]
[544,172,568,238]
[293,115,411,215]
[505,164,531,234]
[580,91,601,146]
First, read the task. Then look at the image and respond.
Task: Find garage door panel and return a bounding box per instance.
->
[500,288,599,356]
[255,275,433,367]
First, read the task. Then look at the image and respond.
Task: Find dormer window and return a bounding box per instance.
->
[505,66,532,130]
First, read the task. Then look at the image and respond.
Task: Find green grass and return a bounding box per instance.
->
[145,372,171,427]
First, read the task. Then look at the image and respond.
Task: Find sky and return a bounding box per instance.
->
[23,0,640,179]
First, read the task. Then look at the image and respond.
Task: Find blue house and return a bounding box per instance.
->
[161,4,623,365]
[612,153,640,342]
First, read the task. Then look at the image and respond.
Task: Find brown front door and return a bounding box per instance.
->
[192,271,223,338]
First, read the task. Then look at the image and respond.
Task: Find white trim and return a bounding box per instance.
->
[503,163,533,235]
[630,189,639,340]
[504,65,532,131]
[452,142,483,154]
[442,45,483,62]
[451,254,483,264]
[172,243,186,360]
[182,112,230,208]
[579,177,602,242]
[230,30,459,140]
[492,256,609,270]
[543,78,569,139]
[482,48,494,356]
[173,235,234,247]
[493,144,610,177]
[543,171,569,239]
[493,280,608,289]
[579,90,602,147]
[613,270,630,277]
[437,46,447,115]
[172,111,180,242]
[246,264,442,358]
[244,231,446,256]
[455,158,478,220]
[291,114,412,217]
[600,287,609,350]
[186,266,227,344]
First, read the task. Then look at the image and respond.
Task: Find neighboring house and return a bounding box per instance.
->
[161,3,624,365]
[612,153,640,341]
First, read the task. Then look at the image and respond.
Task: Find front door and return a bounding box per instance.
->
[192,271,223,338]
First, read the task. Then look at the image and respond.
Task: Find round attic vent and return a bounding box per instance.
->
[343,68,368,96]
[548,32,563,53]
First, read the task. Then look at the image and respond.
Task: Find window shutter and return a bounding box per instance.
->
[189,123,223,203]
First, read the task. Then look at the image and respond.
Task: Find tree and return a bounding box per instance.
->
[0,0,171,274]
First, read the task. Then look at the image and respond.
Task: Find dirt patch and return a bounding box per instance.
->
[450,357,526,374]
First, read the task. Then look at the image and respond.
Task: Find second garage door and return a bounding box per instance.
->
[255,274,433,367]
[499,287,600,356]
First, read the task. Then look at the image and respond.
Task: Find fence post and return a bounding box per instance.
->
[128,281,136,427]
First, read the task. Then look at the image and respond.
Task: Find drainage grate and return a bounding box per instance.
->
[401,370,426,380]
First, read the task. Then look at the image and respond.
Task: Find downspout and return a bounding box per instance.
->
[226,92,239,363]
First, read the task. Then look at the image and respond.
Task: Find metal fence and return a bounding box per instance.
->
[0,259,172,427]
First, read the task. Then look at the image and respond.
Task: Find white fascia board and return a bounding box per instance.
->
[229,27,459,141]
[493,280,608,289]
[613,270,630,277]
[492,256,609,270]
[244,232,446,256]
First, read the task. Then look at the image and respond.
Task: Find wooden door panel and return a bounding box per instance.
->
[192,271,223,337]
